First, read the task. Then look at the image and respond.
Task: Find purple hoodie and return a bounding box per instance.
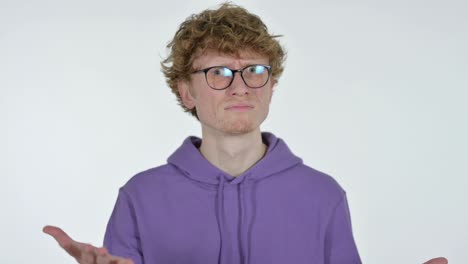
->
[104,132,361,264]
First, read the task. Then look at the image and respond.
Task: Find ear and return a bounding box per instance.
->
[178,80,196,109]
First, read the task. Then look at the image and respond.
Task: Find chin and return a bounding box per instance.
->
[220,119,257,135]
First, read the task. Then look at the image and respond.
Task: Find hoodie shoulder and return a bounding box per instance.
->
[305,164,344,189]
[289,163,346,199]
[121,164,181,193]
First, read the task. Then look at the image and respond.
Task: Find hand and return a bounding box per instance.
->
[43,225,134,264]
[423,257,448,264]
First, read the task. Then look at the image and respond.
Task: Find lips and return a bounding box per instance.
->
[224,103,254,110]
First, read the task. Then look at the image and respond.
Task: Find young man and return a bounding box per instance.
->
[44,3,448,264]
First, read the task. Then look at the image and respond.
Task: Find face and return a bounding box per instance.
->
[178,50,276,136]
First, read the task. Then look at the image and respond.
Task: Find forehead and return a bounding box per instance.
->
[192,49,269,68]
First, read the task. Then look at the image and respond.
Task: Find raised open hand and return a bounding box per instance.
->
[43,225,134,264]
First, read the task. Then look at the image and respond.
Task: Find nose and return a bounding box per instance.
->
[228,72,249,95]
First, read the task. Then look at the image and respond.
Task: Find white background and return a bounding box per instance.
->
[2,0,467,263]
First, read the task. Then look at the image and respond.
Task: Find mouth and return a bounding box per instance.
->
[225,104,254,112]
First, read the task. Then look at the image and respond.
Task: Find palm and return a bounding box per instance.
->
[43,225,134,264]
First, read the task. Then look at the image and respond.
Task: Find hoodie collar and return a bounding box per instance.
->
[167,132,302,185]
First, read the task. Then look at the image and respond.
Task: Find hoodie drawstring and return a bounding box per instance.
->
[217,174,227,264]
[239,180,247,264]
[217,175,250,264]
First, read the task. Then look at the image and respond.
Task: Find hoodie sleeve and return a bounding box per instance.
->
[103,188,144,264]
[324,193,362,264]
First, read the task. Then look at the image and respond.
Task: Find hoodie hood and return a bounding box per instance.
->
[167,132,303,185]
[167,132,302,264]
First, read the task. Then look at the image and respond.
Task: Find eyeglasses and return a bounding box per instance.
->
[192,64,272,90]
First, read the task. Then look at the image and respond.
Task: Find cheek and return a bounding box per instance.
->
[255,88,273,105]
[195,92,222,117]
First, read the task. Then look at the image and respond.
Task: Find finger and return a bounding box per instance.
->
[121,258,135,264]
[95,247,109,255]
[63,240,93,259]
[66,240,106,263]
[96,251,121,264]
[43,225,75,248]
[116,258,134,264]
[94,247,110,264]
[87,245,134,264]
[43,225,87,258]
[96,253,109,264]
[108,255,134,264]
[424,257,448,264]
[95,247,132,264]
[80,244,98,264]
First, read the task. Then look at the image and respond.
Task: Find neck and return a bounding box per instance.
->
[199,128,267,177]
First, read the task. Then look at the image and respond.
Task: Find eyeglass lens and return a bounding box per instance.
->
[206,65,269,89]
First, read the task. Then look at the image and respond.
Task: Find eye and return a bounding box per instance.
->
[248,65,265,74]
[212,67,232,77]
[212,68,222,76]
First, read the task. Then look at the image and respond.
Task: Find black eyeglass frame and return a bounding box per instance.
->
[191,64,272,90]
